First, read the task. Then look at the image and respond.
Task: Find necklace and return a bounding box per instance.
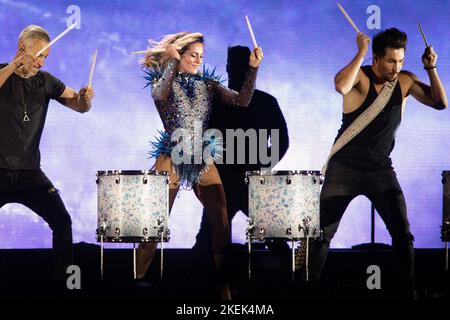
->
[15,67,31,122]
[21,82,31,122]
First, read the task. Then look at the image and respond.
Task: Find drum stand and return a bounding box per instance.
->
[247,240,252,279]
[100,235,104,280]
[155,216,167,280]
[246,237,312,281]
[291,237,311,282]
[246,227,313,282]
[97,218,107,280]
[99,240,139,280]
[133,243,137,279]
[291,239,296,281]
[159,228,165,280]
[246,222,254,279]
[97,221,168,280]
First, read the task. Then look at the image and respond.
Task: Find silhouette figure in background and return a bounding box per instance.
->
[193,45,289,254]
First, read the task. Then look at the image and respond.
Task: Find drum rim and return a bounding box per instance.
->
[96,236,169,243]
[245,170,321,176]
[97,170,168,176]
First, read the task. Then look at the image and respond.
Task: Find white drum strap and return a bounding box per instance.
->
[322,77,398,176]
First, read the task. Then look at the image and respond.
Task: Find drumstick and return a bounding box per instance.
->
[88,49,98,88]
[337,3,360,33]
[245,15,258,48]
[131,50,149,55]
[36,23,77,57]
[417,21,430,48]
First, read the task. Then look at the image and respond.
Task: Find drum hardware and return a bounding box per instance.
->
[291,238,296,281]
[303,216,314,280]
[246,218,255,238]
[142,228,149,242]
[113,228,122,242]
[132,243,137,279]
[302,216,311,237]
[155,216,167,279]
[97,216,107,280]
[142,170,148,185]
[258,228,266,241]
[155,216,165,236]
[287,225,296,280]
[97,216,107,235]
[246,218,255,279]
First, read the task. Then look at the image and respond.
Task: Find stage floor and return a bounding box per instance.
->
[0,243,448,303]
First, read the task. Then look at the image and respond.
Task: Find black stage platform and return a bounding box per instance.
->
[0,243,448,304]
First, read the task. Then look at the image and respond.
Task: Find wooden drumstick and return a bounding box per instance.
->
[337,3,360,33]
[418,21,430,48]
[245,15,258,48]
[88,49,98,88]
[36,23,77,57]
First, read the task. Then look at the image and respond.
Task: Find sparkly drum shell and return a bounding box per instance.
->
[247,170,321,240]
[96,170,169,242]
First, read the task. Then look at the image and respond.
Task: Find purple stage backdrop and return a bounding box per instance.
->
[0,0,449,249]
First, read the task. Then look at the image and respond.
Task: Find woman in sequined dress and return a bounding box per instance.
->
[136,32,263,299]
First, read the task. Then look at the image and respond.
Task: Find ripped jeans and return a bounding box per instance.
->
[0,168,73,278]
[308,161,415,294]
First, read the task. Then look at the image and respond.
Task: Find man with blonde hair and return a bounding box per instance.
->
[0,25,94,280]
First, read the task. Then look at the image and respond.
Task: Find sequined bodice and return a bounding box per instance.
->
[157,72,213,136]
[149,58,258,154]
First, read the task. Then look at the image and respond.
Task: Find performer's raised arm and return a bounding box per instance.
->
[334,32,370,95]
[213,47,263,107]
[151,44,181,101]
[405,46,448,110]
[0,53,36,88]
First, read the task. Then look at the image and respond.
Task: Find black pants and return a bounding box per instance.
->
[0,168,73,278]
[309,161,415,294]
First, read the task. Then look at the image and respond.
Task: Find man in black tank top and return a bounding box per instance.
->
[308,28,447,298]
[0,25,94,280]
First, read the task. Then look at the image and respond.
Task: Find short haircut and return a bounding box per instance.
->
[372,27,407,58]
[19,25,50,43]
[227,46,251,71]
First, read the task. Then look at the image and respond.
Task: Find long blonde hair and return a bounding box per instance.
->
[141,31,204,70]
